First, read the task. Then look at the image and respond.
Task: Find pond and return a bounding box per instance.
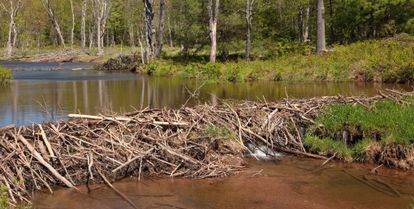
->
[33,157,414,209]
[0,61,411,127]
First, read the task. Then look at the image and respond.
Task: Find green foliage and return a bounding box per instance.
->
[0,66,12,86]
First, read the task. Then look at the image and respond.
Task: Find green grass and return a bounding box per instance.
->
[305,99,414,162]
[304,135,352,160]
[316,100,414,144]
[143,34,414,83]
[0,66,12,86]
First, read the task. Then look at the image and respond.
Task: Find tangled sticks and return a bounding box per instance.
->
[0,91,411,205]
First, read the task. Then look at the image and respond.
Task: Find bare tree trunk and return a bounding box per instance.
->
[208,0,220,63]
[128,23,135,47]
[316,0,326,54]
[143,0,155,60]
[42,0,66,48]
[168,15,173,48]
[94,0,110,56]
[303,6,310,43]
[81,0,87,48]
[245,0,254,61]
[1,0,22,58]
[137,29,146,64]
[155,0,166,58]
[70,0,75,48]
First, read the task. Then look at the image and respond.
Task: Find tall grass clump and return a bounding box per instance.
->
[0,66,12,86]
[305,99,414,161]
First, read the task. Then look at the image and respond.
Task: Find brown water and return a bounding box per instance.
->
[33,157,414,209]
[0,62,411,126]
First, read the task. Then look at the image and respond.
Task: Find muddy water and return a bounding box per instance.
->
[0,62,411,127]
[33,157,414,209]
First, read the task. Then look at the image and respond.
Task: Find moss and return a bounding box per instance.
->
[0,66,12,86]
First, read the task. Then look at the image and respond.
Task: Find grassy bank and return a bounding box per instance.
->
[143,34,414,83]
[304,98,414,168]
[0,66,12,86]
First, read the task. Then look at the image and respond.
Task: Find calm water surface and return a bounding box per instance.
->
[0,61,411,127]
[33,157,414,209]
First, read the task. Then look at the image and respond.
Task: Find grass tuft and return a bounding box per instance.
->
[0,66,12,86]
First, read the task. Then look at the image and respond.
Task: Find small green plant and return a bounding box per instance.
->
[205,125,236,141]
[0,185,9,209]
[0,66,12,86]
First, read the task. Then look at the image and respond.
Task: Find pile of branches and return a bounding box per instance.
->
[95,54,142,72]
[0,90,411,205]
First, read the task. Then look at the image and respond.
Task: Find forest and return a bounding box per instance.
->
[0,0,413,61]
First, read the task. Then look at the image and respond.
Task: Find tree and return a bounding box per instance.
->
[1,0,22,58]
[316,0,326,54]
[70,0,75,48]
[93,0,110,55]
[143,0,155,60]
[208,0,220,63]
[42,0,66,48]
[155,0,166,58]
[245,0,254,60]
[80,0,87,48]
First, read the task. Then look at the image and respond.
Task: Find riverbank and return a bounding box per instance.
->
[0,90,413,207]
[138,34,414,83]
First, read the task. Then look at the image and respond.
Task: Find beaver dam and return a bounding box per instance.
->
[0,90,413,206]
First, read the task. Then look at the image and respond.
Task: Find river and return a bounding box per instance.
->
[33,157,414,209]
[1,62,413,209]
[0,61,411,127]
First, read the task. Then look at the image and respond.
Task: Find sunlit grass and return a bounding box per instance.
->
[145,34,414,83]
[305,99,414,161]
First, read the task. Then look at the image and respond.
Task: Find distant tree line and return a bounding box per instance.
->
[0,0,413,62]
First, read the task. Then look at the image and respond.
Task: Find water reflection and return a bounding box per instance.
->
[0,65,411,126]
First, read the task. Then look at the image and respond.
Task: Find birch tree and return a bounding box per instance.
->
[143,0,155,60]
[41,0,66,48]
[155,0,166,58]
[245,0,254,60]
[70,0,75,48]
[80,0,87,48]
[0,0,22,58]
[208,0,220,63]
[93,0,110,56]
[316,0,326,54]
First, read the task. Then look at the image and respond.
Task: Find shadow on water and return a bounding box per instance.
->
[32,157,414,209]
[0,62,412,127]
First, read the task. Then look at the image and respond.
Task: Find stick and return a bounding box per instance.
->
[17,134,76,189]
[38,124,55,158]
[97,170,139,209]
